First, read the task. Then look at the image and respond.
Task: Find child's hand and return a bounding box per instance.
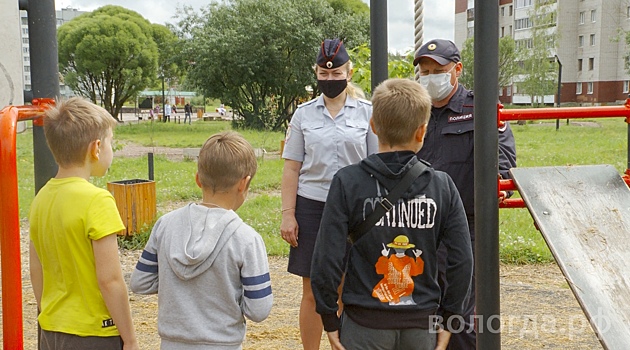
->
[381,243,390,257]
[413,249,423,258]
[326,331,346,350]
[434,328,451,350]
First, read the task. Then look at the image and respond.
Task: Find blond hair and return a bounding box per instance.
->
[315,61,365,99]
[197,131,258,193]
[371,78,432,146]
[44,97,118,167]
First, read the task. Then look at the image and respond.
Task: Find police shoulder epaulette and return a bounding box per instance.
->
[297,99,318,109]
[356,98,372,106]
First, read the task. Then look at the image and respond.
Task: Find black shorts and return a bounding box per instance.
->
[40,329,123,350]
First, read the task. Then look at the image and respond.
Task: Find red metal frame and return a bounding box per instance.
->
[0,98,54,350]
[497,99,630,209]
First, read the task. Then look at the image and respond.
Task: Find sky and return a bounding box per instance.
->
[55,0,455,54]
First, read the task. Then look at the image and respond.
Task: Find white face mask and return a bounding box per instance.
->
[419,65,456,101]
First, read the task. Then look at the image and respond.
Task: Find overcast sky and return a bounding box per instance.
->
[55,0,455,54]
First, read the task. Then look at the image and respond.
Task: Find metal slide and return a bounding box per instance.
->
[510,165,630,350]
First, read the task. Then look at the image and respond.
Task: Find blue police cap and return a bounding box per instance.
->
[413,39,461,66]
[316,39,349,69]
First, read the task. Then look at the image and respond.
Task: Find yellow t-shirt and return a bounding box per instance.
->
[29,177,126,337]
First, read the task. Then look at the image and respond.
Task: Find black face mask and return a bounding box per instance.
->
[317,79,348,99]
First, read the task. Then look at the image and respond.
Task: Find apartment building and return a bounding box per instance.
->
[20,7,85,97]
[455,0,630,105]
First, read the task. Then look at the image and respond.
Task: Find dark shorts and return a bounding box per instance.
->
[339,313,436,350]
[287,196,326,277]
[40,329,123,350]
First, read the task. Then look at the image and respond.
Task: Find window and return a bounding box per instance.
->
[589,57,594,70]
[591,10,596,22]
[515,0,533,9]
[22,28,28,35]
[590,34,595,46]
[21,18,27,26]
[587,82,594,94]
[579,12,585,24]
[578,35,584,47]
[515,18,533,30]
[576,82,582,94]
[624,81,630,93]
[499,88,503,96]
[24,56,29,62]
[25,84,31,90]
[507,86,512,96]
[22,38,28,44]
[627,6,630,18]
[467,27,474,38]
[501,27,505,37]
[501,7,505,17]
[509,5,513,16]
[508,25,512,35]
[22,47,28,53]
[24,66,30,72]
[577,59,582,71]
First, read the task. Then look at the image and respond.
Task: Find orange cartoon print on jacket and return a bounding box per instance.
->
[372,235,424,305]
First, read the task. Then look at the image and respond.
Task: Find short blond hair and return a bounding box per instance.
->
[197,131,257,193]
[371,78,432,146]
[44,97,118,167]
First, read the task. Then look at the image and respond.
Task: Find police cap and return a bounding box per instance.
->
[413,39,461,66]
[316,39,349,69]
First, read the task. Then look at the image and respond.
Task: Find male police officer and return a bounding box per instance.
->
[414,39,517,349]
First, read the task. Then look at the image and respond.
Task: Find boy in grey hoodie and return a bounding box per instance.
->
[130,131,272,349]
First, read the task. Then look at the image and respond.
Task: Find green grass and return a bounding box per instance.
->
[14,117,630,261]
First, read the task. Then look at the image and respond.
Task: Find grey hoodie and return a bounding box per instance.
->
[130,203,272,349]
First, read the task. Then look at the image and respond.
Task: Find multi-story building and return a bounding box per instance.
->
[455,0,630,105]
[20,7,85,97]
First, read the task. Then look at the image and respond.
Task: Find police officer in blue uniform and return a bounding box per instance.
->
[414,39,517,349]
[281,39,378,350]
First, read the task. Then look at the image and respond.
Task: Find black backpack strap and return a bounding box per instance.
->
[349,161,426,243]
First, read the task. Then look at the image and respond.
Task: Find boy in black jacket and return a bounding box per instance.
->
[311,78,473,350]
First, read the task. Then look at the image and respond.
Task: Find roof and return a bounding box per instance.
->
[139,90,198,97]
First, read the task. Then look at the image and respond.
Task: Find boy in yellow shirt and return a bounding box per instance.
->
[29,97,139,350]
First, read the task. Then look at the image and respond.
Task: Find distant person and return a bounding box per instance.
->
[164,102,172,123]
[29,97,139,350]
[217,104,226,117]
[413,38,517,349]
[280,38,377,350]
[130,131,273,349]
[184,102,192,124]
[311,78,473,350]
[152,105,160,121]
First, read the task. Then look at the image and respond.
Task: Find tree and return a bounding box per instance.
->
[151,24,185,93]
[181,0,369,131]
[459,36,517,91]
[349,44,414,97]
[326,0,369,14]
[516,0,558,106]
[57,6,158,120]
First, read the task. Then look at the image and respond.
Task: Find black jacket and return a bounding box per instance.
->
[417,84,517,233]
[311,151,473,332]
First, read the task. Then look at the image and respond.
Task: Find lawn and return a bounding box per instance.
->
[14,118,629,262]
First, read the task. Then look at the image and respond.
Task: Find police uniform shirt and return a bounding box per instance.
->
[416,84,517,224]
[283,94,378,202]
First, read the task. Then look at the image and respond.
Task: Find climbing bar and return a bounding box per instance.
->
[0,97,53,350]
[497,98,630,126]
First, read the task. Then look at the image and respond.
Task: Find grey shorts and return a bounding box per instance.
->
[40,329,123,350]
[339,313,436,350]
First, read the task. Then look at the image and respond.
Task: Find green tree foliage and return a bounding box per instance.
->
[349,44,414,96]
[325,0,369,14]
[151,24,185,91]
[57,6,158,120]
[517,0,558,106]
[180,0,369,131]
[459,36,517,91]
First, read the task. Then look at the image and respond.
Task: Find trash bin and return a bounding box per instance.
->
[197,109,203,118]
[107,179,156,235]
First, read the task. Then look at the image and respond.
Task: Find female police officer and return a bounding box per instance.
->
[280,39,378,350]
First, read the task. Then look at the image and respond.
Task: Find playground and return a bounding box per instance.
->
[8,220,601,349]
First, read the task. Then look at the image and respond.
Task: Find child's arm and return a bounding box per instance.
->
[93,234,139,350]
[29,240,43,310]
[240,232,273,322]
[130,222,160,294]
[310,174,350,333]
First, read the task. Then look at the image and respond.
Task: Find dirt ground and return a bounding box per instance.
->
[8,227,601,349]
[3,143,603,349]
